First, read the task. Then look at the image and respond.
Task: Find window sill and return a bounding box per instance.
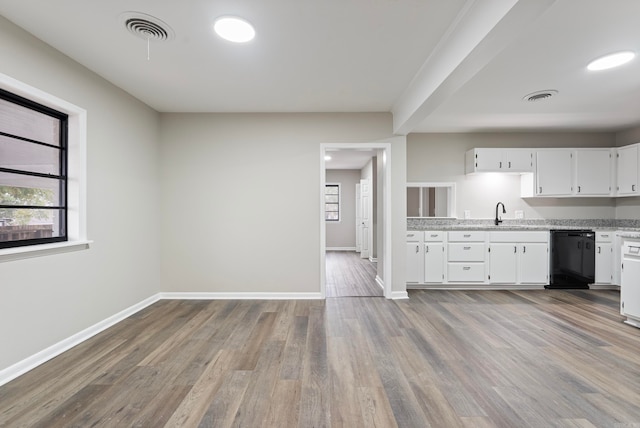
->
[0,240,92,263]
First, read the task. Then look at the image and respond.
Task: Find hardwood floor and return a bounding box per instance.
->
[2,290,640,427]
[325,250,383,297]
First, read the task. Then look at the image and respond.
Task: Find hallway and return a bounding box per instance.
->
[325,251,383,297]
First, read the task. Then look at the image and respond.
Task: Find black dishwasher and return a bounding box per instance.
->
[547,230,595,289]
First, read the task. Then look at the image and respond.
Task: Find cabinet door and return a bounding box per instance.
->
[424,243,444,283]
[488,243,517,283]
[406,242,423,283]
[474,149,504,171]
[576,149,612,195]
[617,145,639,195]
[504,150,533,172]
[621,258,640,318]
[536,150,573,196]
[595,242,613,284]
[520,243,549,284]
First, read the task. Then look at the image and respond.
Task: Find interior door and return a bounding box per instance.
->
[360,178,371,259]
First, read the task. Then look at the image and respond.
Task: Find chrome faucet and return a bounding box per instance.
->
[495,202,506,226]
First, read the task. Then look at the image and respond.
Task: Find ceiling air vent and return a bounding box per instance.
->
[522,90,558,102]
[120,12,174,42]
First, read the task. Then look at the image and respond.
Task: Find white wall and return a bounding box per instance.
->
[158,113,403,294]
[407,132,618,220]
[0,17,161,372]
[325,170,359,249]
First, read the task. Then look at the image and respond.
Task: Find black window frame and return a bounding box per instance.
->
[325,183,340,222]
[0,88,68,249]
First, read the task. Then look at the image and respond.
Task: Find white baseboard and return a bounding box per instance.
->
[159,292,324,300]
[369,257,377,263]
[375,275,384,290]
[406,284,546,290]
[390,291,409,299]
[0,293,161,387]
[326,247,356,251]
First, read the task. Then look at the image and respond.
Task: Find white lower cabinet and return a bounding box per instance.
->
[424,242,444,283]
[406,231,446,284]
[594,231,614,284]
[447,231,486,283]
[488,231,549,285]
[406,232,424,283]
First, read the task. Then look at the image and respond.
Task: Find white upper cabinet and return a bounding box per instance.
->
[465,148,533,173]
[536,150,573,196]
[575,149,613,196]
[616,144,639,196]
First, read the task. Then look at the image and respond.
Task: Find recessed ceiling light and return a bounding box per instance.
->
[324,155,332,161]
[213,16,255,43]
[587,51,635,71]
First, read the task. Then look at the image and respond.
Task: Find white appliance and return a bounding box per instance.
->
[621,239,640,328]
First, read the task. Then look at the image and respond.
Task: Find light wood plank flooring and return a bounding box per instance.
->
[1,290,640,427]
[325,250,382,297]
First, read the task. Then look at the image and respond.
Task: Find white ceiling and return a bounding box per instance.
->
[1,0,640,136]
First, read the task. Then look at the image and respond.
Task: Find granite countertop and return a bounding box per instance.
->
[407,218,640,234]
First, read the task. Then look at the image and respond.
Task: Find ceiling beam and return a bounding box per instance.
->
[391,0,557,135]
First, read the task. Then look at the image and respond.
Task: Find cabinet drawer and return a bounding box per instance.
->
[489,231,548,243]
[596,231,613,242]
[448,263,485,282]
[448,243,485,262]
[448,231,486,242]
[406,231,423,242]
[424,231,444,242]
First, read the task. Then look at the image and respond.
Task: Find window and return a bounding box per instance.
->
[0,88,68,249]
[325,183,340,221]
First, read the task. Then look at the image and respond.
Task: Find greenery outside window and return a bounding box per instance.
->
[325,183,340,221]
[0,88,68,249]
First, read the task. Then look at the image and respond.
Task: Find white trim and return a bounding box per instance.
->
[159,292,324,300]
[0,240,92,263]
[0,293,160,387]
[369,257,377,263]
[321,141,394,299]
[0,72,88,259]
[390,291,409,299]
[406,284,546,290]
[326,247,357,251]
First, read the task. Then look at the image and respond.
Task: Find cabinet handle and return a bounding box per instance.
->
[514,246,517,253]
[539,186,542,194]
[408,234,415,237]
[499,161,502,168]
[430,234,438,238]
[508,161,512,168]
[523,246,526,253]
[464,246,471,250]
[598,246,601,254]
[464,234,471,238]
[578,186,581,193]
[426,246,429,253]
[463,266,471,271]
[416,245,419,253]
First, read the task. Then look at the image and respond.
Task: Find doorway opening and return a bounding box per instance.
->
[320,142,392,298]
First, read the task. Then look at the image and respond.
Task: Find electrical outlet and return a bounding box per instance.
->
[464,210,471,219]
[515,210,524,219]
